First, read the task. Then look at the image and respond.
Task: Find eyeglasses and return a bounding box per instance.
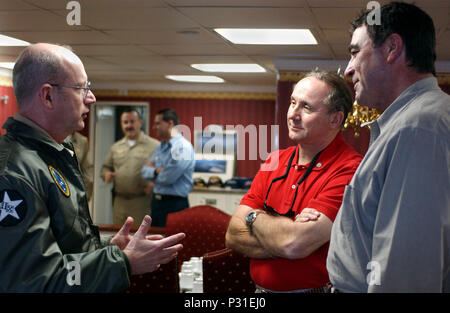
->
[49,81,91,99]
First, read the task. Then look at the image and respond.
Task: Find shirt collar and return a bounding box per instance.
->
[118,131,151,148]
[162,133,182,148]
[13,113,67,152]
[14,113,54,141]
[367,77,438,135]
[136,131,148,144]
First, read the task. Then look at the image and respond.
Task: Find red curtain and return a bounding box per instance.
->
[97,95,276,178]
[150,97,276,178]
[0,85,18,135]
[276,80,295,150]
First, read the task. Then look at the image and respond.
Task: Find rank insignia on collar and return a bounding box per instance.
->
[0,190,27,227]
[48,165,70,197]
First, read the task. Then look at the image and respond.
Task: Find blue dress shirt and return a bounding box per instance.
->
[141,133,194,197]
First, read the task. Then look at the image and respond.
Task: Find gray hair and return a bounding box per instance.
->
[12,44,72,108]
[303,70,353,127]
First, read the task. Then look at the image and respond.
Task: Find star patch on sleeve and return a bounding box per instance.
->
[0,190,27,227]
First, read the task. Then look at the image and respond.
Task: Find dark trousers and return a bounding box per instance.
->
[150,194,189,227]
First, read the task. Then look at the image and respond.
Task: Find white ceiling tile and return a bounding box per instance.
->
[233,44,331,58]
[178,7,315,28]
[71,45,156,56]
[142,43,239,56]
[0,46,27,59]
[0,1,446,92]
[105,29,222,45]
[167,55,254,65]
[93,55,193,73]
[311,8,362,29]
[77,8,198,30]
[23,0,166,10]
[322,29,352,44]
[0,10,88,31]
[4,30,123,45]
[167,0,306,7]
[306,0,383,8]
[0,0,39,10]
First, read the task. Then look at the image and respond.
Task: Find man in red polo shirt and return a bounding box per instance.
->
[226,70,362,292]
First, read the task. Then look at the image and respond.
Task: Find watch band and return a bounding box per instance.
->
[246,210,265,233]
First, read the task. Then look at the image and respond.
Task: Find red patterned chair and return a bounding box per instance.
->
[202,248,255,293]
[165,205,231,271]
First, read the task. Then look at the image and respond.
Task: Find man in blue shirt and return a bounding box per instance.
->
[141,109,194,227]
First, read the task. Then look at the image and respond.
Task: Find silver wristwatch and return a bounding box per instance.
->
[245,210,264,232]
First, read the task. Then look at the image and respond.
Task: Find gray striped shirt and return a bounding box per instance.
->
[327,77,450,292]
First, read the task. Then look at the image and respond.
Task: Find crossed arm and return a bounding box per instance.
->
[225,204,330,260]
[142,157,191,185]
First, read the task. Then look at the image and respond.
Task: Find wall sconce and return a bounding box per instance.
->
[344,101,381,137]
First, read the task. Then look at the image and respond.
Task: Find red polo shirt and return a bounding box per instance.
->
[240,132,362,291]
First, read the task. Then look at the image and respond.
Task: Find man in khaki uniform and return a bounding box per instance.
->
[101,109,159,225]
[68,131,93,201]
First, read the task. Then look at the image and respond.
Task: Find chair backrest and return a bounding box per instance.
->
[165,205,231,271]
[202,248,255,293]
[123,258,179,293]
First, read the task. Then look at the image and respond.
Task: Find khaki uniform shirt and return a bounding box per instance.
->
[101,132,159,197]
[70,132,93,201]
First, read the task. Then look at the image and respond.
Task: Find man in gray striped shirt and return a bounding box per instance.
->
[303,2,449,292]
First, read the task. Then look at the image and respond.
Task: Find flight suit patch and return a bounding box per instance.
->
[48,166,70,197]
[0,189,27,227]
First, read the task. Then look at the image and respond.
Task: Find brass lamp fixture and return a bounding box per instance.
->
[344,101,381,137]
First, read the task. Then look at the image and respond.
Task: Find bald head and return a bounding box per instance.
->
[12,43,81,108]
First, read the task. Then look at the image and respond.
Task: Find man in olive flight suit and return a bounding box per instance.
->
[101,109,159,226]
[0,43,185,292]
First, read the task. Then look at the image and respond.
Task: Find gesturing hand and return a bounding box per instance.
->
[110,216,134,250]
[104,171,116,184]
[123,215,185,275]
[142,182,154,195]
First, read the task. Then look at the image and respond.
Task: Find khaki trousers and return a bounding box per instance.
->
[113,195,151,226]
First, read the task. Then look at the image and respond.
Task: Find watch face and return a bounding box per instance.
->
[246,211,257,226]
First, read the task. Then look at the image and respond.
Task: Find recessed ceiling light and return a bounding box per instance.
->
[0,62,15,69]
[0,34,30,46]
[214,28,317,45]
[165,75,225,83]
[191,63,266,73]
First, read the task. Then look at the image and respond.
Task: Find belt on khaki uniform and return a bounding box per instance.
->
[114,192,146,200]
[153,194,187,201]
